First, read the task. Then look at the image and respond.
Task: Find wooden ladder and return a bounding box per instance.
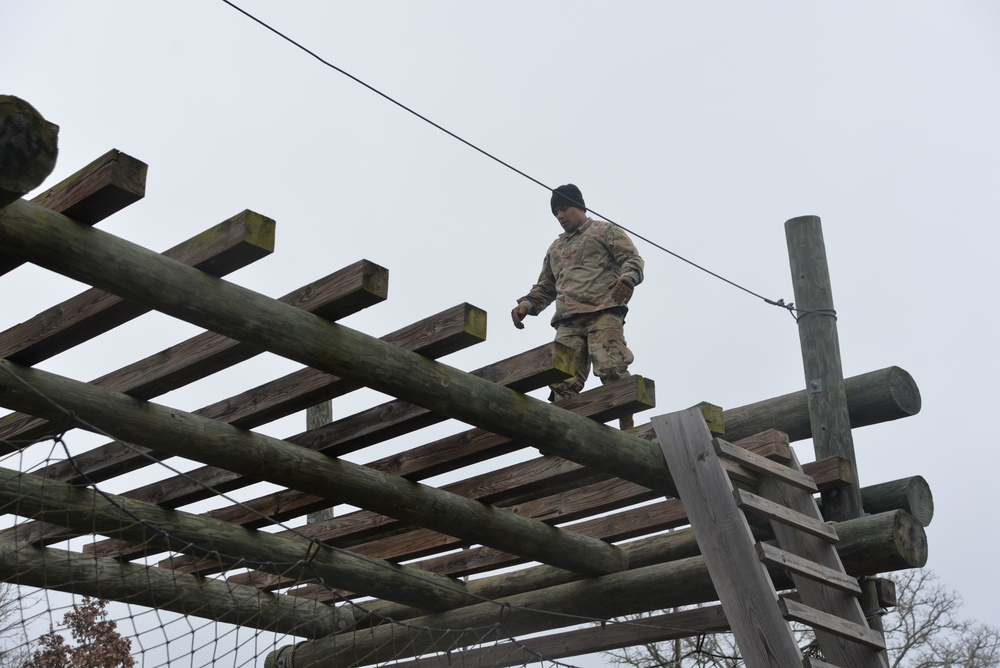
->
[651,408,887,668]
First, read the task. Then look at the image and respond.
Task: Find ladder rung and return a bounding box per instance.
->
[756,542,862,595]
[714,438,818,492]
[779,598,886,650]
[734,488,840,542]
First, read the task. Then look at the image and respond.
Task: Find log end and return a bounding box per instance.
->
[887,365,921,417]
[0,96,59,207]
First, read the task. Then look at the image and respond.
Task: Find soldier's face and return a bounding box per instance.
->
[554,206,587,233]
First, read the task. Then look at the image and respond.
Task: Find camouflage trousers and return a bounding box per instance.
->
[549,310,634,402]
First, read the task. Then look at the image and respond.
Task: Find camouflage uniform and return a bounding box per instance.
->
[516,218,644,401]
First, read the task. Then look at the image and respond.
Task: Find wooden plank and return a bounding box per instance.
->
[31,148,146,224]
[0,209,275,368]
[755,542,861,594]
[0,359,630,577]
[715,438,818,492]
[779,598,885,650]
[652,408,805,668]
[0,258,389,444]
[803,658,841,668]
[734,488,839,542]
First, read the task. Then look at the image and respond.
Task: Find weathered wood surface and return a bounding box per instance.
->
[0,540,352,638]
[0,209,275,369]
[858,475,933,527]
[759,449,887,666]
[3,148,146,275]
[652,408,805,668]
[90,342,580,564]
[31,148,146,224]
[0,359,630,577]
[0,258,389,444]
[350,508,925,626]
[0,96,57,210]
[787,214,863,521]
[1,302,487,548]
[157,377,653,577]
[385,605,731,668]
[0,199,675,494]
[701,365,921,444]
[0,465,479,612]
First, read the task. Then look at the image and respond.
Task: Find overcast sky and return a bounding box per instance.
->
[3,0,999,664]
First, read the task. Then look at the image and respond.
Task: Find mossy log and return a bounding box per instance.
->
[0,96,57,209]
[0,540,353,638]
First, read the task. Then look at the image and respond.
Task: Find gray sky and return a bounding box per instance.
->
[3,0,999,663]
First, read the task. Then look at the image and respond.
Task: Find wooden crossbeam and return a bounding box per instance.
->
[30,148,146,225]
[0,209,274,370]
[0,258,388,444]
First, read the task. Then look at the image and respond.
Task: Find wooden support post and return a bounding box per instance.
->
[305,402,336,524]
[786,214,886,649]
[785,215,861,520]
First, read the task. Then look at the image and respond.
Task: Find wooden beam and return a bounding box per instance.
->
[703,365,921,444]
[90,342,578,564]
[857,475,933,527]
[0,540,353,638]
[0,209,275,369]
[0,465,480,612]
[0,199,675,495]
[786,214,862,520]
[380,605,732,668]
[0,358,629,577]
[0,258,388,444]
[0,302,485,549]
[0,96,58,209]
[31,148,146,224]
[350,507,926,626]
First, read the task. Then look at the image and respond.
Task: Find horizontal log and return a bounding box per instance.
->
[0,199,676,495]
[719,365,921,443]
[0,465,479,612]
[0,358,628,577]
[3,302,485,550]
[31,148,146,224]
[858,475,933,527]
[387,605,731,668]
[0,209,275,370]
[0,96,57,209]
[0,540,352,638]
[0,258,388,445]
[350,509,926,623]
[268,510,926,667]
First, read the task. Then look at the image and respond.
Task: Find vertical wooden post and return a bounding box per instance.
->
[306,402,335,524]
[786,215,885,646]
[785,215,862,521]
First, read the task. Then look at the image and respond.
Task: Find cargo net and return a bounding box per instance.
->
[0,391,693,668]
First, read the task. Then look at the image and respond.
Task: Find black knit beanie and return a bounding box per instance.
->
[550,184,586,213]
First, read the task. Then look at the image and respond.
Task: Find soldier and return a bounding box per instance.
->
[511,183,644,429]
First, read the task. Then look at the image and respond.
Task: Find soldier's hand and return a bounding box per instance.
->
[608,276,635,304]
[511,304,528,330]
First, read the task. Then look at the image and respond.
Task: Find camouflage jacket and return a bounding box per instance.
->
[517,218,644,327]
